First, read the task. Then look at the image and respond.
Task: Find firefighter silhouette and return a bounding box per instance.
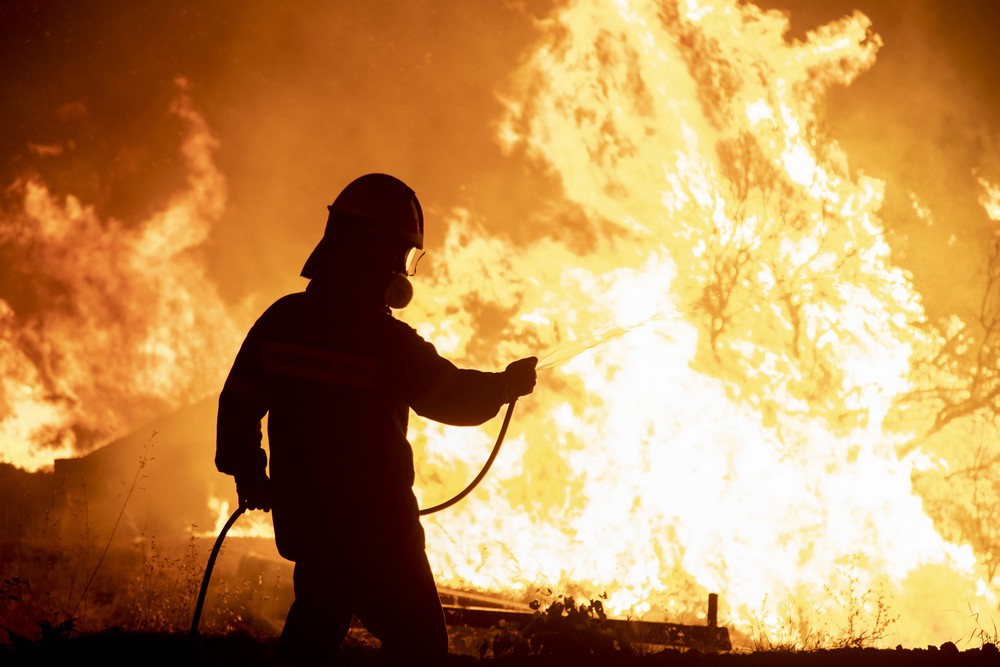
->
[216,173,537,666]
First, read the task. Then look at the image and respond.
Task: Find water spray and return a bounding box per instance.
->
[535,307,680,372]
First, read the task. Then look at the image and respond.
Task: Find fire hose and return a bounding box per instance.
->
[187,399,517,647]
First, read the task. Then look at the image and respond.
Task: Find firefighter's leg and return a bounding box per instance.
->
[275,559,354,666]
[353,544,448,667]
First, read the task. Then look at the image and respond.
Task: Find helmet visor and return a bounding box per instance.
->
[404,247,425,276]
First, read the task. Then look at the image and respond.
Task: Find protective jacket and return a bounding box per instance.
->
[216,280,510,561]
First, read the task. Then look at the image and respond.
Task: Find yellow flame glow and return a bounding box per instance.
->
[979,177,1000,222]
[0,79,245,471]
[395,0,996,647]
[7,0,998,650]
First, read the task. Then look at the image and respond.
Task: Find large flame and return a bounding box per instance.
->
[0,79,244,471]
[3,0,998,650]
[397,0,996,647]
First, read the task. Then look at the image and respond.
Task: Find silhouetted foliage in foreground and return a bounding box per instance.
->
[1,629,997,667]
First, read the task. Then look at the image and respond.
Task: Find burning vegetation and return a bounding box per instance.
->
[2,0,1000,660]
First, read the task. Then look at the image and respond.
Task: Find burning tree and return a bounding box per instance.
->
[408,0,997,648]
[892,178,1000,583]
[1,0,998,652]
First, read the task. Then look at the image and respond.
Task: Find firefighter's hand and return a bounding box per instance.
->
[504,356,538,402]
[235,469,272,512]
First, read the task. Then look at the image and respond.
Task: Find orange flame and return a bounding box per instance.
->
[395,0,996,647]
[0,79,245,471]
[190,0,998,646]
[4,0,997,650]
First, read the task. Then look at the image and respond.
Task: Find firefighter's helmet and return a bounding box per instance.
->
[301,173,424,279]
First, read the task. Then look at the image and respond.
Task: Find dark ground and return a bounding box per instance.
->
[2,468,999,666]
[0,630,997,667]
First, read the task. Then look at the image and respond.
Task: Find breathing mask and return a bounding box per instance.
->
[384,246,424,310]
[384,273,414,309]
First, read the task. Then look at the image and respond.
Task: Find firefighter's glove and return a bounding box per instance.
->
[504,356,538,403]
[234,449,271,512]
[236,469,271,512]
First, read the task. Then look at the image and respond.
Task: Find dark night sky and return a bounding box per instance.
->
[1,0,997,319]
